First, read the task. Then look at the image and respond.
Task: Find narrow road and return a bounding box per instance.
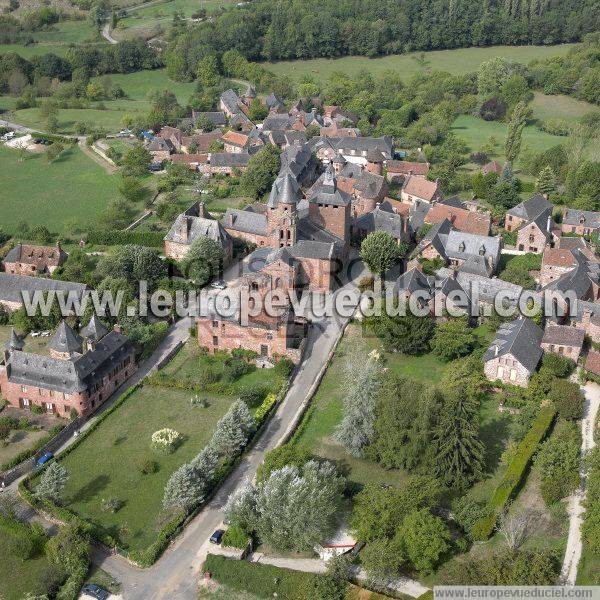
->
[78,138,118,174]
[91,285,362,599]
[102,22,118,44]
[560,381,600,584]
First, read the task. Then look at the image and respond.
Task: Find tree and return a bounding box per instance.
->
[350,477,441,542]
[360,231,404,278]
[196,55,220,86]
[35,462,69,504]
[88,0,109,30]
[498,507,538,550]
[180,236,225,286]
[399,509,451,574]
[225,461,345,552]
[121,143,151,177]
[240,145,281,199]
[97,245,167,291]
[535,165,556,196]
[118,176,149,203]
[308,554,350,600]
[488,180,521,210]
[477,57,522,98]
[162,446,218,512]
[248,98,268,122]
[45,142,64,163]
[45,523,90,581]
[256,444,312,482]
[505,101,531,166]
[211,399,256,458]
[365,313,435,355]
[361,536,406,579]
[431,318,476,362]
[335,351,381,457]
[547,379,584,420]
[433,389,485,489]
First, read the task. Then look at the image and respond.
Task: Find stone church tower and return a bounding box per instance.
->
[267,173,301,247]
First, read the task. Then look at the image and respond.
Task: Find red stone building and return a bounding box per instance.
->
[385,160,430,184]
[2,243,68,276]
[541,325,584,362]
[0,318,136,417]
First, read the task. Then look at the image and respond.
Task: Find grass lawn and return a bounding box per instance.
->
[0,144,118,235]
[577,545,600,584]
[0,42,72,58]
[32,20,103,45]
[0,427,47,467]
[0,521,53,600]
[48,383,238,552]
[531,92,598,124]
[451,114,580,169]
[266,44,576,84]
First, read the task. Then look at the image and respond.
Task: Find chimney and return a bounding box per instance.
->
[113,323,122,334]
[452,269,457,280]
[181,216,190,242]
[229,213,236,227]
[494,345,499,357]
[547,215,551,233]
[543,193,549,200]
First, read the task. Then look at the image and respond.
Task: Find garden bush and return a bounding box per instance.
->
[472,405,556,540]
[221,524,249,549]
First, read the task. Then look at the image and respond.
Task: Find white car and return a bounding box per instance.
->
[1,131,15,141]
[210,280,227,290]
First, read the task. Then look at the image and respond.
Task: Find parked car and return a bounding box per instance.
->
[36,452,53,467]
[209,529,225,544]
[1,131,15,141]
[210,280,227,290]
[81,583,110,600]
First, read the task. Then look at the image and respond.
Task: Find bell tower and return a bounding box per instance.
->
[267,173,300,247]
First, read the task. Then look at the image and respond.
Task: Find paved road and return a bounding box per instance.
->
[102,22,118,44]
[560,381,600,584]
[91,284,362,599]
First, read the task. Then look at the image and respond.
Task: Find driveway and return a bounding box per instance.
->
[560,381,600,584]
[91,283,363,599]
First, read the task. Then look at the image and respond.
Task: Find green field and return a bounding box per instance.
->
[452,114,571,168]
[266,44,576,84]
[114,0,236,41]
[531,92,598,123]
[0,145,118,235]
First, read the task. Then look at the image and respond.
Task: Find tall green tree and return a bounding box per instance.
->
[35,462,69,504]
[360,231,405,278]
[505,100,531,165]
[535,165,556,196]
[240,144,281,199]
[180,236,225,286]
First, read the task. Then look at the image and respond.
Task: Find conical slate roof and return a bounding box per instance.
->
[49,321,82,355]
[81,315,109,341]
[267,173,301,208]
[5,327,24,351]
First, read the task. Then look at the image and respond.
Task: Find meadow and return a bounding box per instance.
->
[266,44,577,84]
[0,144,118,234]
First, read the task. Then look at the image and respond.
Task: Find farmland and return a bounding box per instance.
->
[266,44,577,84]
[0,144,118,235]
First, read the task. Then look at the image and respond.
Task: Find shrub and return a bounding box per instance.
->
[31,404,44,415]
[151,428,183,454]
[140,459,159,475]
[221,524,249,549]
[190,395,209,408]
[238,383,270,407]
[541,353,576,378]
[254,393,277,424]
[547,379,584,420]
[471,405,556,540]
[223,357,254,382]
[274,357,294,377]
[101,497,124,513]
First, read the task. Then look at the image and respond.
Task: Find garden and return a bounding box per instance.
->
[25,343,290,560]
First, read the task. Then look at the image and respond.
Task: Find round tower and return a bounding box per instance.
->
[366,149,384,175]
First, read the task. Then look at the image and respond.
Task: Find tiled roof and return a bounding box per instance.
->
[585,349,600,376]
[221,130,249,147]
[563,209,600,228]
[542,247,577,268]
[3,243,67,270]
[425,204,491,236]
[182,130,223,152]
[402,175,440,202]
[542,324,585,347]
[386,160,430,176]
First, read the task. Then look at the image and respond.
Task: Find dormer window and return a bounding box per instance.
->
[479,245,486,256]
[458,242,466,253]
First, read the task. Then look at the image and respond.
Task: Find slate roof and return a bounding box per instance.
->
[0,274,87,306]
[267,173,302,208]
[288,240,340,261]
[164,202,231,248]
[506,194,552,221]
[209,152,251,167]
[81,315,109,341]
[221,208,268,236]
[244,246,296,274]
[5,328,24,351]
[220,89,242,114]
[563,209,600,229]
[190,111,227,127]
[484,318,544,372]
[452,270,524,307]
[297,217,343,245]
[354,205,407,240]
[353,171,387,199]
[394,268,433,295]
[262,114,293,131]
[48,321,83,355]
[445,230,501,267]
[6,330,133,394]
[307,165,352,207]
[542,248,600,299]
[542,324,584,347]
[333,136,393,159]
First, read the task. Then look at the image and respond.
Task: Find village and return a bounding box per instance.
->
[1,70,600,600]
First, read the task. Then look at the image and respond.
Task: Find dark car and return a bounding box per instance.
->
[81,583,110,600]
[209,529,225,544]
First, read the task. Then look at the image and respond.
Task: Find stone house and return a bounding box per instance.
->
[2,243,68,276]
[561,209,600,236]
[484,318,544,387]
[221,130,252,154]
[156,126,183,152]
[505,194,552,232]
[0,318,136,417]
[147,138,172,163]
[585,349,600,378]
[400,175,442,205]
[539,246,578,287]
[568,300,600,343]
[169,153,209,171]
[164,201,233,264]
[516,213,559,253]
[424,202,491,236]
[353,203,410,245]
[201,152,251,176]
[541,324,584,362]
[181,130,223,153]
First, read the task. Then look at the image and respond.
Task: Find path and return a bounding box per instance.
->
[102,22,118,45]
[89,281,364,599]
[560,381,600,584]
[78,138,118,174]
